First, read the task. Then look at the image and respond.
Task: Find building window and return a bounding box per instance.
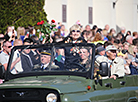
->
[88,7,93,24]
[62,5,66,22]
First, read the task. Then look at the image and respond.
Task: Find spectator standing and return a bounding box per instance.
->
[92,25,98,34]
[129,57,138,75]
[0,34,5,53]
[132,31,138,39]
[17,26,26,42]
[126,35,133,45]
[0,41,12,70]
[4,26,16,45]
[103,24,110,32]
[85,25,91,31]
[60,24,86,70]
[119,27,126,43]
[108,28,116,37]
[117,51,131,75]
[92,33,105,45]
[11,39,23,74]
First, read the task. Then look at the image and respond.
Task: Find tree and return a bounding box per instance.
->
[0,0,47,34]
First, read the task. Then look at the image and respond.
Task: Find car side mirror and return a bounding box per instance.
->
[0,64,5,79]
[99,62,108,76]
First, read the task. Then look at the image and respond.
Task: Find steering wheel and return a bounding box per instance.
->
[68,62,86,72]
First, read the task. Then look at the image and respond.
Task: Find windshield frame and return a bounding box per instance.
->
[5,43,95,80]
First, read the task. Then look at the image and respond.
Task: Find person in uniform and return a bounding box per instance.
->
[79,47,91,71]
[33,50,59,71]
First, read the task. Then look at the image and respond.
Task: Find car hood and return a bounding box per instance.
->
[0,75,91,94]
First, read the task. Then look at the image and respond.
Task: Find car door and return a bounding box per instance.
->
[92,75,138,102]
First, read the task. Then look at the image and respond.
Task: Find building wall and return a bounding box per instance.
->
[44,0,138,33]
[93,0,116,30]
[67,0,93,30]
[116,0,138,33]
[44,0,93,31]
[44,0,62,22]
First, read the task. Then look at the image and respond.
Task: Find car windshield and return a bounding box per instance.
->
[7,43,95,79]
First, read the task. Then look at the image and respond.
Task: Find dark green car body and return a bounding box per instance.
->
[0,43,138,102]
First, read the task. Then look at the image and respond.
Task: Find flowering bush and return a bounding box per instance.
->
[37,19,57,43]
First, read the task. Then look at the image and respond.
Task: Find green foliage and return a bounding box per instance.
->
[37,20,57,43]
[0,0,47,34]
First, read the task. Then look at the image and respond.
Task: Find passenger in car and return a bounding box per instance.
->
[33,50,59,71]
[79,47,91,71]
[95,45,125,79]
[54,48,65,70]
[20,38,34,72]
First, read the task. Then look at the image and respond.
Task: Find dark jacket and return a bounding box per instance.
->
[21,53,33,72]
[129,64,138,75]
[59,36,87,70]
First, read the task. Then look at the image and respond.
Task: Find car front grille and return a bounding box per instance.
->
[0,88,60,102]
[3,101,41,102]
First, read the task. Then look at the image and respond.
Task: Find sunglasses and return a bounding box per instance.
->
[72,30,80,33]
[6,46,12,48]
[110,50,116,53]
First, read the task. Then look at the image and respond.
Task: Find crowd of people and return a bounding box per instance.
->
[0,21,138,83]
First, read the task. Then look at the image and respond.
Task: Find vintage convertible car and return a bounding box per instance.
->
[0,43,138,102]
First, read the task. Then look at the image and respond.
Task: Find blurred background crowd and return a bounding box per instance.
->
[0,21,138,76]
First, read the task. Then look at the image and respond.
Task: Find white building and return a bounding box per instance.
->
[44,0,138,34]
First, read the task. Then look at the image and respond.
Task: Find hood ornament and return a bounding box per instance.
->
[16,92,25,97]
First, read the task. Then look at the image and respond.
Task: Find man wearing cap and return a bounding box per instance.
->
[95,45,125,79]
[95,46,105,59]
[33,50,59,71]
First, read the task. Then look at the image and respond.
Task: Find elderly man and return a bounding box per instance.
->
[95,45,125,79]
[126,35,133,45]
[33,50,59,71]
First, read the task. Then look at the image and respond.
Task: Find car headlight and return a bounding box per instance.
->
[46,93,57,102]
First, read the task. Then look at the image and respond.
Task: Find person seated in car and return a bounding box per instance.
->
[79,47,91,71]
[20,38,34,72]
[33,50,59,71]
[54,48,65,70]
[95,45,125,80]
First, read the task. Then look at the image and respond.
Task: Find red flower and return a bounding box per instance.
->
[37,20,44,25]
[40,20,44,25]
[37,22,40,25]
[51,19,55,23]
